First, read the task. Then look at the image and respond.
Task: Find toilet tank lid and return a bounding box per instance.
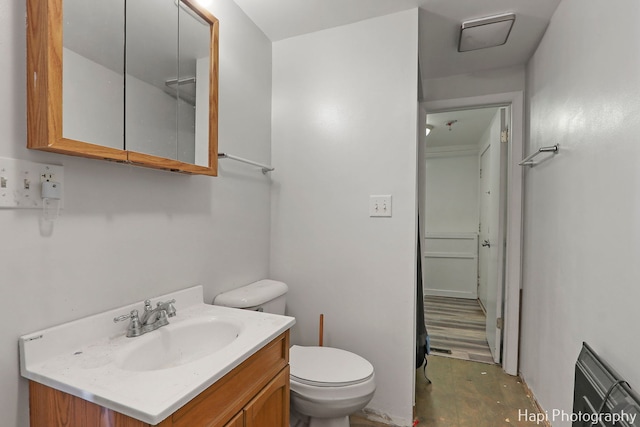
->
[213,280,288,308]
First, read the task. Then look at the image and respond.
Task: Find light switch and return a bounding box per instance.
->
[369,195,392,217]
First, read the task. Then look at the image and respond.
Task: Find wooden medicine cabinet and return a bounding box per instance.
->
[26,0,219,175]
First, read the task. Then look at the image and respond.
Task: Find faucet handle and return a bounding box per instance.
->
[113,309,143,337]
[158,299,177,317]
[114,309,139,323]
[144,300,153,312]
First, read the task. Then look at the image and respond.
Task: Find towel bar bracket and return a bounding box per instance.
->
[519,144,559,166]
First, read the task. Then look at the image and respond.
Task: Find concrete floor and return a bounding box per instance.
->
[350,355,543,427]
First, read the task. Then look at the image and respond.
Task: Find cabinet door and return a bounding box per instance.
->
[244,366,290,427]
[224,412,244,427]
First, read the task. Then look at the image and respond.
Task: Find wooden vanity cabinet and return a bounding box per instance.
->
[29,331,290,427]
[223,412,244,427]
[243,366,289,426]
[220,366,289,427]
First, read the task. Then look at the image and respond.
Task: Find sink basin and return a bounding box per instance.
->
[115,317,243,371]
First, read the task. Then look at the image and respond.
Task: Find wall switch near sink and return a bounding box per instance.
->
[0,157,64,209]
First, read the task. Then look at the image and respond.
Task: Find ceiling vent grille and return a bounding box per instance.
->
[458,13,515,52]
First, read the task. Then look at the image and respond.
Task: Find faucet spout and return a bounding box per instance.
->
[140,299,176,325]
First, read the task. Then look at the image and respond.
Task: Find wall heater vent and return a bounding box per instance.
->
[573,342,640,426]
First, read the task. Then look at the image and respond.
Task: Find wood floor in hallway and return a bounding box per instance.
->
[350,355,542,427]
[424,296,494,364]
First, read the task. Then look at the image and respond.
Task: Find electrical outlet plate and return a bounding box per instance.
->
[0,157,64,209]
[369,195,392,217]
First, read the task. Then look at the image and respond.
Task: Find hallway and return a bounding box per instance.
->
[424,296,494,363]
[351,356,543,427]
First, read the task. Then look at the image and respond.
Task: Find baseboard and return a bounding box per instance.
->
[477,297,487,315]
[424,289,477,299]
[519,376,552,427]
[352,407,411,427]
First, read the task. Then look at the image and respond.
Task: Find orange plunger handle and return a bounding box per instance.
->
[319,314,324,346]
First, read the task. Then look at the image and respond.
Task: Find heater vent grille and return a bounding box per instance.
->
[573,343,640,426]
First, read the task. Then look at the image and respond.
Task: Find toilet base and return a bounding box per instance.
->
[289,411,350,427]
[308,416,350,427]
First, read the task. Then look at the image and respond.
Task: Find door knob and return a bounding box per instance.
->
[482,240,491,248]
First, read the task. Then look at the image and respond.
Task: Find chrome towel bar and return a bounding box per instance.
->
[519,144,559,166]
[218,153,274,174]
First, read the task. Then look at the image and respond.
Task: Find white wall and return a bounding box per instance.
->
[422,65,525,102]
[270,10,419,425]
[63,48,124,149]
[195,55,211,166]
[424,154,479,233]
[1,1,272,426]
[125,74,196,163]
[521,1,640,424]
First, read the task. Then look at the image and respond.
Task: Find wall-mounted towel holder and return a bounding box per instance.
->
[218,153,274,174]
[519,144,559,166]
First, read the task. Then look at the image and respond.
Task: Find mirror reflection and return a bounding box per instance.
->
[62,0,212,167]
[180,3,211,167]
[63,0,125,149]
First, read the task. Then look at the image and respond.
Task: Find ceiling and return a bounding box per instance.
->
[232,0,562,81]
[63,0,562,103]
[425,107,500,149]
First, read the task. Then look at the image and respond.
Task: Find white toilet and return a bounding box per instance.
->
[214,280,376,427]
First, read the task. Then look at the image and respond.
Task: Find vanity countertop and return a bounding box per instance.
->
[19,285,295,425]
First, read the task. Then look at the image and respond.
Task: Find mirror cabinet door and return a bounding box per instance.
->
[27,0,128,161]
[179,1,212,167]
[125,0,218,173]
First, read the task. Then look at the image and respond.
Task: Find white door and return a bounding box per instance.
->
[478,146,491,309]
[479,108,508,363]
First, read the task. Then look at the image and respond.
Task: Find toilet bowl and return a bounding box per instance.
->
[214,280,376,427]
[289,345,375,427]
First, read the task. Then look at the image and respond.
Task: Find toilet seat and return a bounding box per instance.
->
[290,345,374,387]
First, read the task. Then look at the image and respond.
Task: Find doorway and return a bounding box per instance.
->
[419,91,524,375]
[421,106,507,364]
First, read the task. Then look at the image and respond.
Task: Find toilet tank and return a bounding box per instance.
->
[213,280,288,315]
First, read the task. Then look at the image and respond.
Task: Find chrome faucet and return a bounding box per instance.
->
[114,299,177,337]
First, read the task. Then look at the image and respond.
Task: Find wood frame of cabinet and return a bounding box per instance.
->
[28,331,290,427]
[26,0,219,176]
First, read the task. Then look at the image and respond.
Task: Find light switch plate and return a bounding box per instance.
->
[0,157,64,209]
[369,195,392,217]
